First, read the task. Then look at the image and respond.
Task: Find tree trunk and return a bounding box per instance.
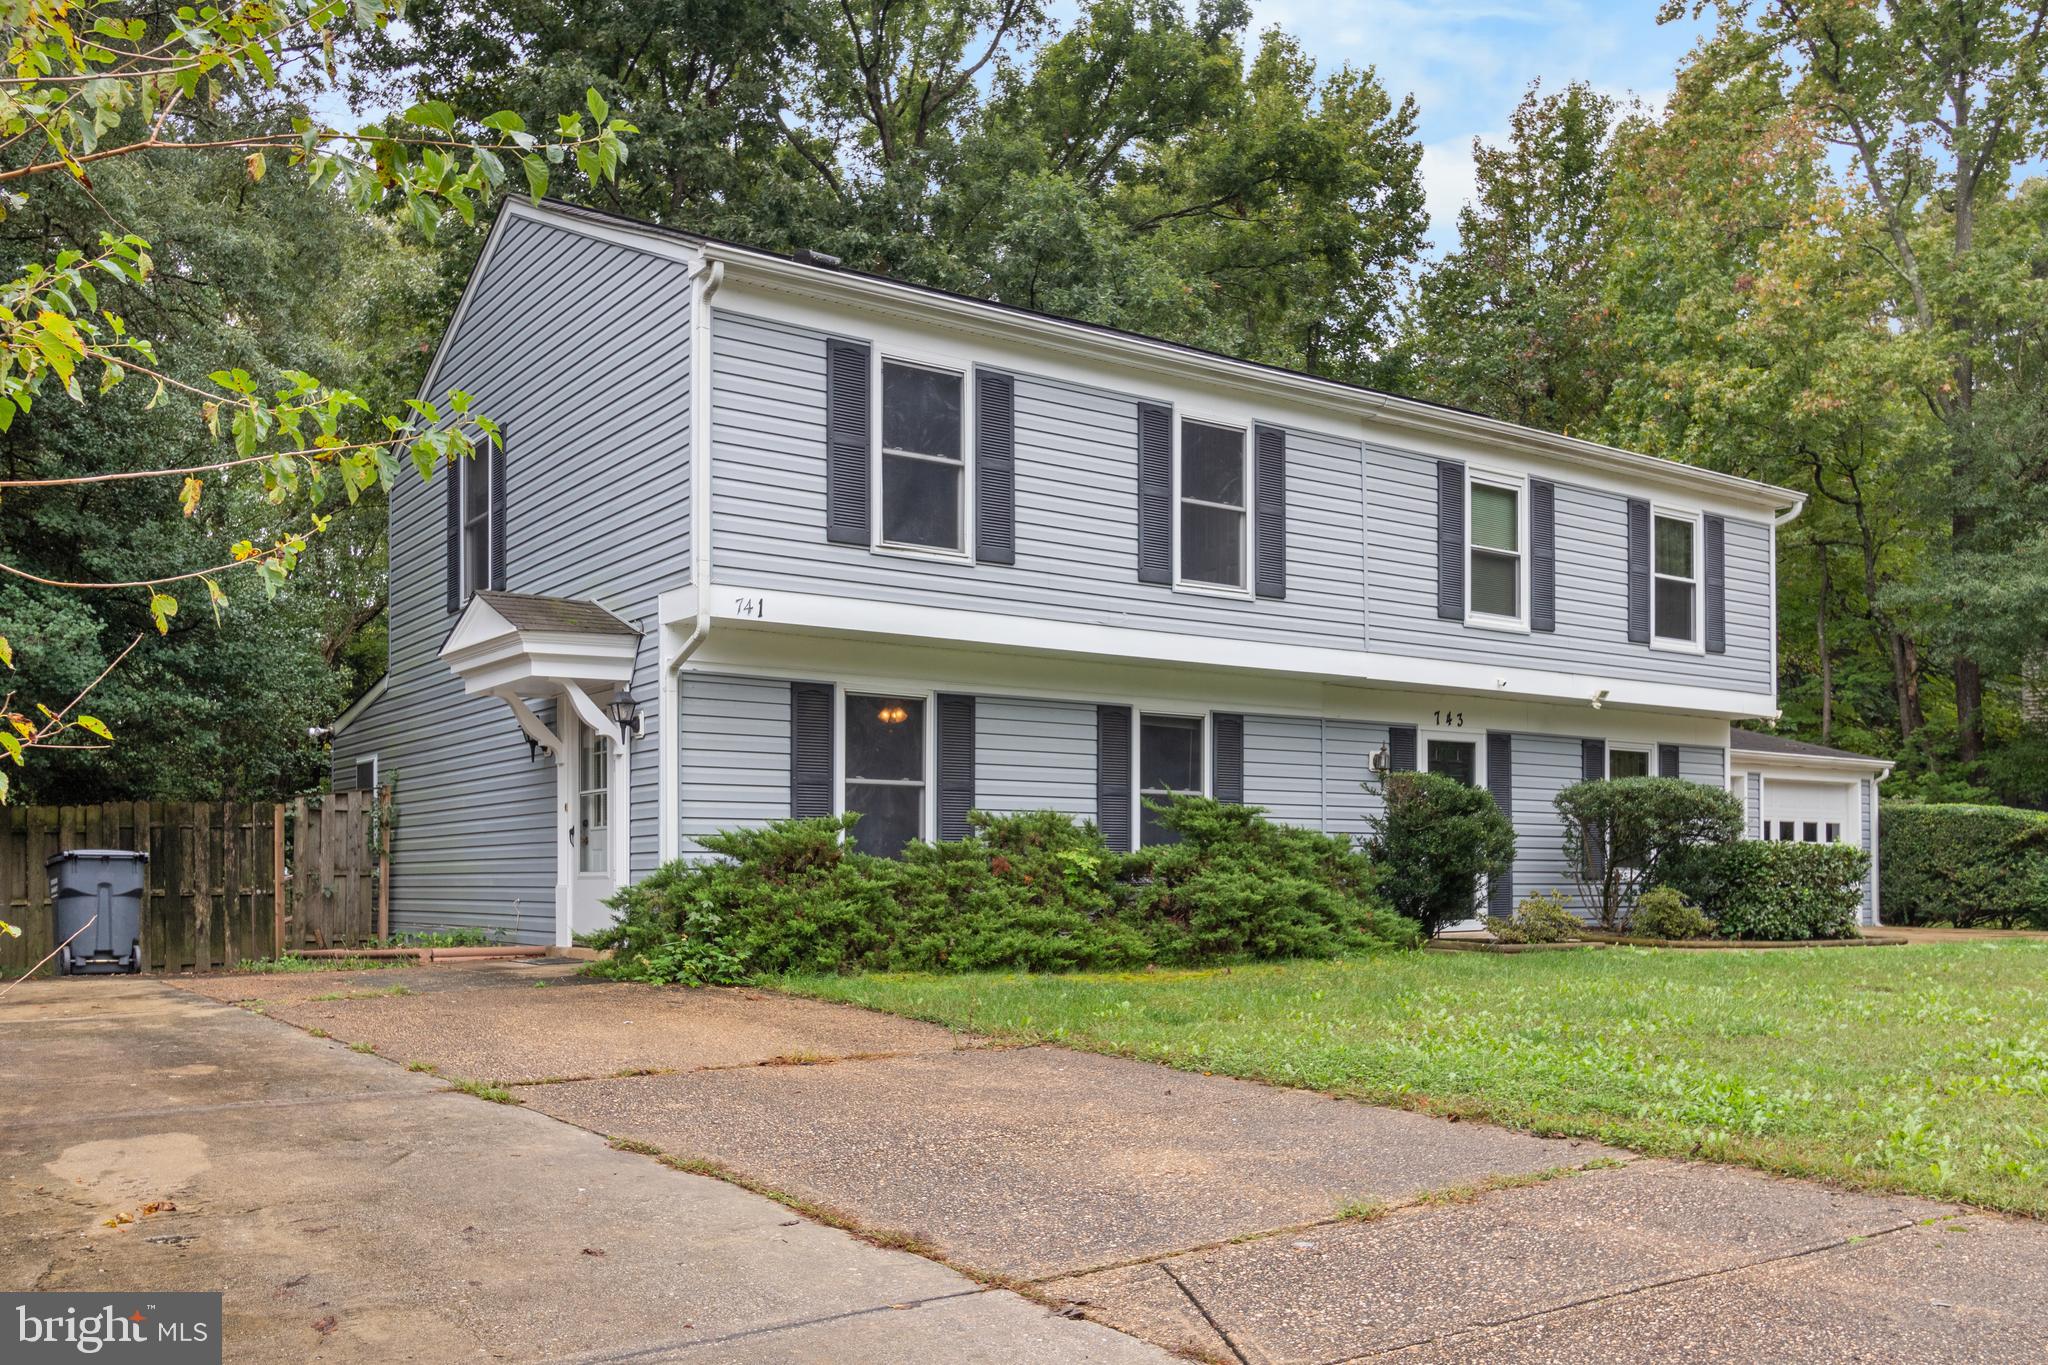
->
[1898,634,1925,740]
[1817,549,1833,743]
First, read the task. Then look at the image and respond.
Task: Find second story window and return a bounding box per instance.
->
[1179,419,1246,590]
[1653,511,1699,645]
[879,360,964,553]
[1468,477,1523,624]
[462,450,491,597]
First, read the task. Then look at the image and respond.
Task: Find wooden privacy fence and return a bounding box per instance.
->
[0,788,390,974]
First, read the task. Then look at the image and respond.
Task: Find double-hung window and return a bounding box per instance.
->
[1138,715,1203,845]
[879,361,965,554]
[1178,420,1247,590]
[1468,477,1523,624]
[461,450,491,599]
[1653,511,1699,645]
[844,693,926,857]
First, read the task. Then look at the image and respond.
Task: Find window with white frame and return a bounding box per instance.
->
[1426,737,1478,787]
[1178,420,1247,590]
[577,728,610,875]
[1138,715,1203,845]
[460,451,491,599]
[1653,511,1699,644]
[878,361,965,553]
[1468,477,1523,622]
[1608,747,1651,779]
[844,693,926,856]
[354,755,378,795]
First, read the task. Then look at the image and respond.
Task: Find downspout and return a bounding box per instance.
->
[1763,498,1804,724]
[657,253,722,862]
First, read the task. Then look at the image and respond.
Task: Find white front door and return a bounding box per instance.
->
[567,716,622,938]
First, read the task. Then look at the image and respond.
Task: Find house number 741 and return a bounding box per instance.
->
[1433,710,1465,727]
[733,596,768,619]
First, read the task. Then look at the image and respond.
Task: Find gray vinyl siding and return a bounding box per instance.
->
[1677,745,1725,787]
[330,213,691,938]
[678,674,789,858]
[1363,446,1774,695]
[973,698,1098,819]
[709,311,1365,648]
[1243,716,1326,827]
[1510,734,1589,914]
[1323,721,1391,842]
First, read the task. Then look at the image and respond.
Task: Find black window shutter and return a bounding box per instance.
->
[937,694,975,841]
[1658,743,1681,778]
[1096,705,1133,850]
[1211,713,1245,803]
[1136,401,1172,584]
[1437,460,1466,620]
[1253,426,1286,600]
[1704,514,1727,654]
[1581,737,1606,879]
[1531,478,1556,633]
[1626,498,1652,644]
[789,682,835,820]
[1388,725,1417,772]
[444,454,461,614]
[1487,732,1514,914]
[974,370,1016,565]
[825,338,871,546]
[488,440,508,591]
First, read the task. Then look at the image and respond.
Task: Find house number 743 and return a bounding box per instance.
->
[1433,710,1465,727]
[733,596,768,619]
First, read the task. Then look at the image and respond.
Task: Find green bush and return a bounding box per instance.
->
[1554,778,1744,929]
[1627,885,1714,941]
[1880,802,2048,929]
[585,799,1417,984]
[1366,770,1516,939]
[1486,890,1580,943]
[1660,841,1867,940]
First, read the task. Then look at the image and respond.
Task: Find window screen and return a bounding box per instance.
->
[1139,715,1203,845]
[880,363,964,551]
[1653,514,1697,642]
[1179,421,1245,588]
[845,694,925,856]
[1469,483,1520,618]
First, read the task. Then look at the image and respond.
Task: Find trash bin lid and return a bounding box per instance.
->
[45,848,150,866]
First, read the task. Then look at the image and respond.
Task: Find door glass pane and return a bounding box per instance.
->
[578,730,609,875]
[1181,422,1245,505]
[1139,716,1203,846]
[1779,821,1794,841]
[1609,749,1650,779]
[881,363,961,459]
[1654,579,1695,640]
[1654,516,1694,576]
[1803,821,1819,843]
[1471,484,1518,551]
[845,696,923,781]
[1179,503,1244,587]
[880,454,961,550]
[1470,549,1518,616]
[1427,740,1476,787]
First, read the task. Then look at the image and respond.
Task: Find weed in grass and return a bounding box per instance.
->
[307,1028,329,1039]
[406,1061,436,1073]
[448,1078,519,1104]
[1335,1198,1390,1222]
[608,1137,663,1156]
[348,1042,376,1054]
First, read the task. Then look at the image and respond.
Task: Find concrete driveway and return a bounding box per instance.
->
[11,961,2047,1364]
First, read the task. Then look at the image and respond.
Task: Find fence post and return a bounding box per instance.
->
[272,803,286,957]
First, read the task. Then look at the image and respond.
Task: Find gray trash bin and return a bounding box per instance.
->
[47,849,148,975]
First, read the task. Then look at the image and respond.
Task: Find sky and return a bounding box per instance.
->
[1234,0,1716,252]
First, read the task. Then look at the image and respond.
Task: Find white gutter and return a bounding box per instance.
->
[656,254,722,863]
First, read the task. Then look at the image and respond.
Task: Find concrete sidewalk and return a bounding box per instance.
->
[19,961,2045,1363]
[2,975,1165,1363]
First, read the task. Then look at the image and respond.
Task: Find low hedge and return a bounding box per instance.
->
[1880,802,2048,929]
[1659,840,1868,941]
[585,798,1419,984]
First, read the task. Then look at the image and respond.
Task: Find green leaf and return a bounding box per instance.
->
[585,87,609,124]
[522,155,548,203]
[404,100,456,137]
[0,730,20,765]
[0,633,12,669]
[73,714,112,741]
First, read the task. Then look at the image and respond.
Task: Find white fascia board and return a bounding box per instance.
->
[1734,749,1895,778]
[673,585,1780,720]
[698,247,1803,520]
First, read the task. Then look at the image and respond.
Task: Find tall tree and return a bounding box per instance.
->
[1405,81,1619,433]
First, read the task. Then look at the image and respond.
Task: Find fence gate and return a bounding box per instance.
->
[282,788,390,952]
[0,802,281,974]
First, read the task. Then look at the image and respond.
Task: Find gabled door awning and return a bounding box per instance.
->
[441,591,641,753]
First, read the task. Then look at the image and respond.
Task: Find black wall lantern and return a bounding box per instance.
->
[606,683,644,740]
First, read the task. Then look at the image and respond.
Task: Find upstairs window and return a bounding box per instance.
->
[1468,478,1523,623]
[461,449,492,599]
[1138,715,1203,845]
[1179,420,1246,590]
[879,361,964,553]
[1653,512,1698,644]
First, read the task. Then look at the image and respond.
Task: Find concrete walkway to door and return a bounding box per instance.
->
[15,959,2045,1363]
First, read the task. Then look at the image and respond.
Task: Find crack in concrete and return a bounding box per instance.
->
[1160,1261,1251,1365]
[540,1288,988,1363]
[5,1086,437,1133]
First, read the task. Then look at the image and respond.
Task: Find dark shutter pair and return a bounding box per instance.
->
[1136,406,1286,598]
[444,439,507,613]
[1436,460,1555,630]
[1487,733,1514,915]
[789,683,977,842]
[1627,499,1727,652]
[824,338,1015,564]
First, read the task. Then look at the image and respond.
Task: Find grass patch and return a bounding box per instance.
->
[406,1061,436,1073]
[781,941,2048,1216]
[448,1078,519,1104]
[348,1041,376,1054]
[235,954,413,974]
[308,984,412,1002]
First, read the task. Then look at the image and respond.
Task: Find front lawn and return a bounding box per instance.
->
[782,942,2048,1216]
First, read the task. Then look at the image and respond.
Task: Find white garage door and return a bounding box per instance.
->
[1761,778,1854,845]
